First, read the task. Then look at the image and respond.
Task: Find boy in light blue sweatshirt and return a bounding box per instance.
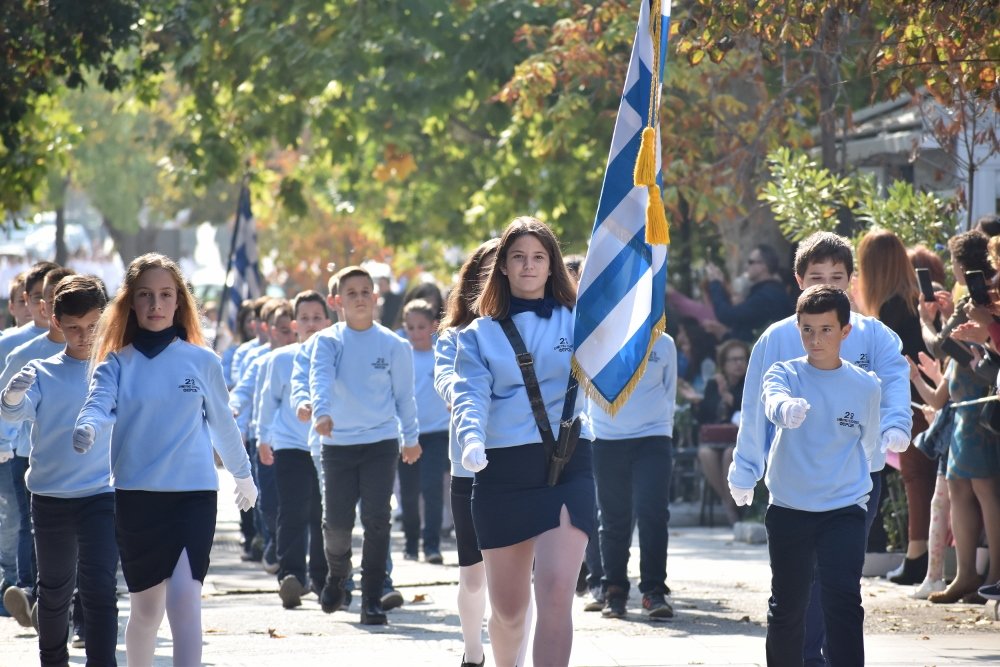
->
[730,285,880,667]
[257,290,330,609]
[729,231,911,666]
[308,265,420,625]
[1,275,119,665]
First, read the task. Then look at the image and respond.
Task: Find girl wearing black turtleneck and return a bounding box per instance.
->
[75,253,256,666]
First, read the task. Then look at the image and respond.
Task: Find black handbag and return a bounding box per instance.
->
[499,317,580,486]
[913,403,954,460]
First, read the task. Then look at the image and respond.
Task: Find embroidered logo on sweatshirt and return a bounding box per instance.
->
[372,357,389,370]
[179,378,200,393]
[554,337,573,353]
[853,353,870,370]
[836,411,859,428]
[649,351,661,363]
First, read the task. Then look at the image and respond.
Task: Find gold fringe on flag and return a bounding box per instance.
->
[572,314,667,417]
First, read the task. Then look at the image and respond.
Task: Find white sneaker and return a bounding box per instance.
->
[911,578,946,600]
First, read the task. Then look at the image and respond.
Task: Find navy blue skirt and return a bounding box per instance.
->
[471,440,594,550]
[115,489,217,592]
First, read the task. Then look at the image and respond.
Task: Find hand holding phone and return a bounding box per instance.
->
[965,270,991,306]
[916,268,936,303]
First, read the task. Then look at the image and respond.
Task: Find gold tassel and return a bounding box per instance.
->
[645,185,669,245]
[633,127,657,186]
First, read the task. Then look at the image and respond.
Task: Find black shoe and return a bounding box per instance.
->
[889,552,928,585]
[641,592,674,619]
[460,653,486,667]
[424,550,444,565]
[380,589,404,611]
[601,586,627,619]
[403,551,419,561]
[3,586,34,628]
[320,578,347,614]
[360,597,387,625]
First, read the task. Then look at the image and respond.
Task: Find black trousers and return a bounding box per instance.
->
[765,503,866,667]
[274,449,327,589]
[321,440,398,598]
[32,492,118,667]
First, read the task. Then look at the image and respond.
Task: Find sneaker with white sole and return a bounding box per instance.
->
[911,578,946,600]
[3,587,34,629]
[979,582,1000,601]
[278,575,308,609]
[583,587,605,612]
[641,592,674,620]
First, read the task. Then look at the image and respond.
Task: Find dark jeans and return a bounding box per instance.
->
[398,431,448,555]
[11,454,35,591]
[592,435,673,595]
[321,440,398,598]
[32,493,118,667]
[255,443,278,561]
[765,504,866,667]
[239,439,257,552]
[803,472,881,666]
[584,495,604,591]
[274,449,327,589]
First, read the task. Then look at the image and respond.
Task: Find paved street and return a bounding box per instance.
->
[1,474,997,665]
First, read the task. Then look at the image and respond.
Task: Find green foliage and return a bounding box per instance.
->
[760,147,955,248]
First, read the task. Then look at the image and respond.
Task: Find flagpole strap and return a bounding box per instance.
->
[646,0,663,128]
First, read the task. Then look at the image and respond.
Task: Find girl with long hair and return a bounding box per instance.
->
[451,217,591,666]
[74,253,257,665]
[856,229,937,586]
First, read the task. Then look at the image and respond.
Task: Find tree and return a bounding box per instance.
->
[0,0,159,212]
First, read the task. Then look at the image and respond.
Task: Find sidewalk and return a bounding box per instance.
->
[1,474,997,665]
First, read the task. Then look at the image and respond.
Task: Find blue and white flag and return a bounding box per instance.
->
[573,0,671,415]
[223,184,263,335]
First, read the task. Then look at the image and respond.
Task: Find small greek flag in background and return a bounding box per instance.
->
[223,184,263,334]
[573,0,671,415]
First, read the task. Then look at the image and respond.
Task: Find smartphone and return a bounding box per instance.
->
[916,268,936,303]
[965,270,991,306]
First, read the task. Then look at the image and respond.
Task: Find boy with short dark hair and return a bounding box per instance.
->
[309,266,420,625]
[1,275,118,665]
[733,285,880,666]
[729,231,911,665]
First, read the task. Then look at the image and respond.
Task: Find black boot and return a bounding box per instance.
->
[320,577,347,613]
[889,552,928,585]
[360,596,387,625]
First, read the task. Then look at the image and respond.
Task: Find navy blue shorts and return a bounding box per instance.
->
[471,440,594,550]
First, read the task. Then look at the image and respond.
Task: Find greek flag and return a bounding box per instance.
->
[573,0,670,415]
[223,184,263,334]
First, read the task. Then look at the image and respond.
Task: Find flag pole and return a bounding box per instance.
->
[214,168,251,350]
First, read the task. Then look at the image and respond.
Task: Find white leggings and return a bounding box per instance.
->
[125,548,204,666]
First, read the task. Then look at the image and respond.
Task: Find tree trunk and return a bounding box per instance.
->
[817,6,841,173]
[53,176,70,265]
[100,216,157,267]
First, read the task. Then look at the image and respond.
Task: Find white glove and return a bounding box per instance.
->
[0,449,13,464]
[461,438,488,473]
[73,424,96,454]
[234,475,259,512]
[2,367,36,407]
[729,482,754,507]
[777,398,811,429]
[881,427,910,453]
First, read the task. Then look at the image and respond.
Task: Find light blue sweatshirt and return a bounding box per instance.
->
[309,322,419,447]
[2,352,113,498]
[2,333,64,456]
[412,346,450,435]
[290,334,323,456]
[733,311,910,476]
[433,328,468,477]
[76,339,252,491]
[452,307,593,451]
[589,333,678,440]
[0,324,47,366]
[257,344,309,451]
[230,350,276,438]
[749,357,880,512]
[231,338,265,386]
